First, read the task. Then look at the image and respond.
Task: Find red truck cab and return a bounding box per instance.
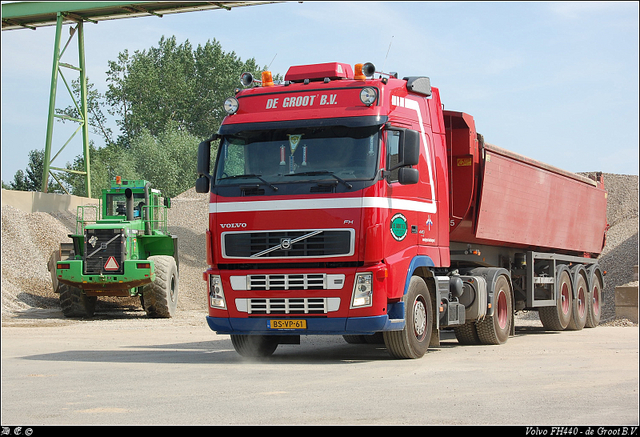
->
[196,62,607,359]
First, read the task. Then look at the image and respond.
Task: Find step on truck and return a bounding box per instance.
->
[49,177,179,318]
[195,62,607,358]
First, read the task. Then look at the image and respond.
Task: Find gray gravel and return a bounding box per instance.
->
[1,173,637,324]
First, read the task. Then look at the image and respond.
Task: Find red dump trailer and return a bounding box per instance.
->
[196,61,608,358]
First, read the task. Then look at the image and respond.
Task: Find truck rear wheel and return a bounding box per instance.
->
[585,272,603,328]
[567,271,588,330]
[539,268,572,331]
[143,256,178,318]
[383,276,432,359]
[476,275,512,345]
[59,284,96,318]
[453,321,481,345]
[231,335,279,357]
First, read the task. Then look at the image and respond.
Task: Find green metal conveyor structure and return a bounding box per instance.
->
[2,2,277,197]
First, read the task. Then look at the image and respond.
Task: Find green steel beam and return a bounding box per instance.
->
[42,13,90,196]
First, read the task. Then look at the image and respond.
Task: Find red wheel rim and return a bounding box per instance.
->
[592,285,600,316]
[577,286,586,318]
[496,289,508,330]
[561,283,570,315]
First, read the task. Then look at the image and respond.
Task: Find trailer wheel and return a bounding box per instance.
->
[231,335,279,357]
[143,256,178,318]
[383,276,432,359]
[585,272,603,328]
[59,284,96,318]
[476,275,512,345]
[539,268,572,331]
[567,271,588,330]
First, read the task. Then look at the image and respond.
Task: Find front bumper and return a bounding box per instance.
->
[56,259,154,293]
[206,314,405,335]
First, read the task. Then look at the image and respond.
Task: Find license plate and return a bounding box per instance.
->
[269,319,307,330]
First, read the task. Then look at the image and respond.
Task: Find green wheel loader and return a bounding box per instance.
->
[48,178,178,318]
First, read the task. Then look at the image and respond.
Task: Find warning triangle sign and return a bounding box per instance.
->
[104,256,120,271]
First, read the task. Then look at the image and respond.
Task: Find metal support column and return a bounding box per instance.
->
[41,12,91,197]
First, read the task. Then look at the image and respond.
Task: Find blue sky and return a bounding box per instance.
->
[2,1,638,185]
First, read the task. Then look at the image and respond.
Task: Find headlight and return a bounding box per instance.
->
[360,87,377,106]
[351,272,373,308]
[223,97,239,115]
[209,275,226,309]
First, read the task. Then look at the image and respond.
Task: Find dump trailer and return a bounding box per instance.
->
[195,62,607,358]
[49,178,179,318]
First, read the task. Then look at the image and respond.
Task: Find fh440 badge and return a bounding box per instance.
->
[390,213,408,241]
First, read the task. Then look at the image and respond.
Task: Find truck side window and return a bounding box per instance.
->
[386,130,401,182]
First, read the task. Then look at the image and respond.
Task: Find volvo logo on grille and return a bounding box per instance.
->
[280,238,292,250]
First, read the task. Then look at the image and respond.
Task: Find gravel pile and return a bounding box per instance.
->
[1,173,637,325]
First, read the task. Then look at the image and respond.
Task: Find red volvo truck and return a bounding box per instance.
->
[196,62,607,359]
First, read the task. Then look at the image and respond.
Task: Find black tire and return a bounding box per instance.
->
[453,321,481,345]
[567,270,588,331]
[59,284,96,318]
[143,255,178,318]
[539,268,572,331]
[585,271,603,328]
[476,275,512,345]
[231,335,279,357]
[343,335,367,344]
[383,276,433,359]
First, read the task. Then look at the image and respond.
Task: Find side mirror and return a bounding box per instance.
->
[401,129,420,167]
[398,167,419,185]
[195,176,210,194]
[197,140,211,176]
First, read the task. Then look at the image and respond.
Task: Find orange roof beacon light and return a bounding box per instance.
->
[261,71,274,87]
[116,176,121,185]
[354,63,366,80]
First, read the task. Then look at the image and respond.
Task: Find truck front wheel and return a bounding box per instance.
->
[383,276,433,359]
[143,256,178,318]
[231,335,279,357]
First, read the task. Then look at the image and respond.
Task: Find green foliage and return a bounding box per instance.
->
[6,150,63,193]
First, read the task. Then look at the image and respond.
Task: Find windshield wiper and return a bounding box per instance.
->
[218,174,278,191]
[284,171,352,189]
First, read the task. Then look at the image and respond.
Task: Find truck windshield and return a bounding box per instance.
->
[215,125,380,185]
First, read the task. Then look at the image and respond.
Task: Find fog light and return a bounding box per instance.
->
[351,272,373,308]
[223,97,239,115]
[360,87,377,106]
[209,275,226,309]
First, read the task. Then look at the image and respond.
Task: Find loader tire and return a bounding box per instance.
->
[231,335,279,358]
[143,256,178,318]
[383,276,432,359]
[59,284,96,318]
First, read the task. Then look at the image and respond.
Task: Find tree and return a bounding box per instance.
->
[7,150,63,193]
[105,36,267,145]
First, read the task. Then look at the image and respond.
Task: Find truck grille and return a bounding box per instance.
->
[222,229,354,259]
[235,297,340,315]
[249,274,326,290]
[84,228,124,275]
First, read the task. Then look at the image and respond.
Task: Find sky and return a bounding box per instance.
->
[1,1,639,185]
